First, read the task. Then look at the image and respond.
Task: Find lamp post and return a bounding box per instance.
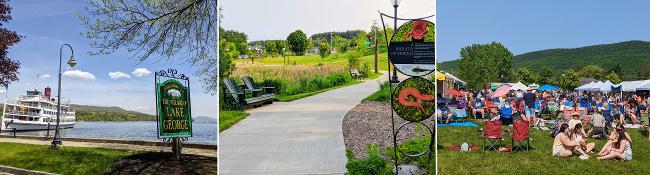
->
[51,44,76,149]
[389,0,401,83]
[1,85,6,132]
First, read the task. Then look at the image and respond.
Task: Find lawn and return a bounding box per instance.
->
[235,53,391,71]
[219,110,249,132]
[0,142,136,175]
[438,118,650,174]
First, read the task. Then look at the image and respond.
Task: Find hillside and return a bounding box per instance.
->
[71,104,156,121]
[439,40,650,80]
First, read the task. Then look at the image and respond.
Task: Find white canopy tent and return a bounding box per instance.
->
[576,81,595,91]
[616,80,650,92]
[586,81,603,91]
[635,82,650,91]
[511,82,528,91]
[597,80,614,92]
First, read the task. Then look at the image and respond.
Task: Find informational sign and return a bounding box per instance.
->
[392,77,436,122]
[155,70,192,138]
[388,20,435,77]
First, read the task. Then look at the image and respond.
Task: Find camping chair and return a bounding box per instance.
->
[512,121,530,152]
[483,121,502,151]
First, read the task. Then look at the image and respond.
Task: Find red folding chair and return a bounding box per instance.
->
[483,121,502,151]
[512,121,530,152]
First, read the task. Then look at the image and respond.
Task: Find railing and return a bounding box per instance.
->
[5,110,39,116]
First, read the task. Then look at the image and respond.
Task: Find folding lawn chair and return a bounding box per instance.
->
[512,121,530,152]
[483,121,502,151]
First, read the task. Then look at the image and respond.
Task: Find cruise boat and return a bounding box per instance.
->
[1,87,75,131]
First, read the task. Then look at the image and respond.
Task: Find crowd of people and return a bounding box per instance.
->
[437,86,650,161]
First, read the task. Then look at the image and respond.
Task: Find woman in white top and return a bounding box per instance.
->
[552,123,579,157]
[597,130,632,161]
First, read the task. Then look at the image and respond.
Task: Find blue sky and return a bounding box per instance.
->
[2,1,216,118]
[438,0,650,61]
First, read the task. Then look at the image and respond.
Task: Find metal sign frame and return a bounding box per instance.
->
[379,11,436,174]
[155,68,193,138]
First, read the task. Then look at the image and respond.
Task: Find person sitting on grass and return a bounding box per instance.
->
[437,103,452,124]
[488,106,501,121]
[472,97,485,120]
[571,123,595,160]
[587,110,607,139]
[597,131,618,157]
[597,130,633,161]
[552,123,579,158]
[568,113,582,129]
[500,100,514,125]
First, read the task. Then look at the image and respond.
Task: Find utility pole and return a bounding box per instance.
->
[330,32,333,53]
[373,20,379,73]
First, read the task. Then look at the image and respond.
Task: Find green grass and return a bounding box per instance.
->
[363,81,391,103]
[219,110,249,132]
[0,142,136,175]
[236,53,391,71]
[438,117,650,174]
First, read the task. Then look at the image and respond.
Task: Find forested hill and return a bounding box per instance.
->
[72,104,155,121]
[439,40,650,80]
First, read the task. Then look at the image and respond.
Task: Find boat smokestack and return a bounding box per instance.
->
[45,86,51,98]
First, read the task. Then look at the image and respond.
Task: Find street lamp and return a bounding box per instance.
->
[389,0,402,83]
[51,44,76,149]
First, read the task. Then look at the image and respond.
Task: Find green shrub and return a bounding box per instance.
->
[326,73,352,86]
[346,144,392,175]
[307,76,332,91]
[359,61,371,78]
[261,78,288,94]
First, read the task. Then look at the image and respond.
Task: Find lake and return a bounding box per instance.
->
[1,121,217,145]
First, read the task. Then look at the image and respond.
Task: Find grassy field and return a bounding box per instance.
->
[0,142,136,175]
[235,53,391,70]
[219,110,249,132]
[438,117,650,174]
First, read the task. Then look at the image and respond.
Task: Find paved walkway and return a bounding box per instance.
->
[0,137,216,158]
[220,72,390,175]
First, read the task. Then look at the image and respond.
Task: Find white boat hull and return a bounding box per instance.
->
[3,121,75,131]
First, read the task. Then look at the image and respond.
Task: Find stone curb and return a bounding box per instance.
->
[0,135,217,150]
[0,165,58,175]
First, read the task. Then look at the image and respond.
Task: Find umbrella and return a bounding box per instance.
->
[538,84,559,91]
[492,85,511,97]
[446,89,463,96]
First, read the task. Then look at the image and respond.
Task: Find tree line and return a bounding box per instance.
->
[457,42,623,90]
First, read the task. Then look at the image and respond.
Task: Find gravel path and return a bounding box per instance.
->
[342,101,434,158]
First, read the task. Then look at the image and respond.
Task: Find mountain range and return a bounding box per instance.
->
[439,40,650,80]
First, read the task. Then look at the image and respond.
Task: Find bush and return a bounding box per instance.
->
[307,76,332,91]
[326,73,352,86]
[261,78,288,94]
[346,144,392,175]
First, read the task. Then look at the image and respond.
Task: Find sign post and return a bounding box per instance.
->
[379,12,435,174]
[155,69,192,159]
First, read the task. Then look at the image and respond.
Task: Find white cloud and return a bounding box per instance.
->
[38,74,51,81]
[108,71,131,79]
[132,68,151,77]
[63,70,96,80]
